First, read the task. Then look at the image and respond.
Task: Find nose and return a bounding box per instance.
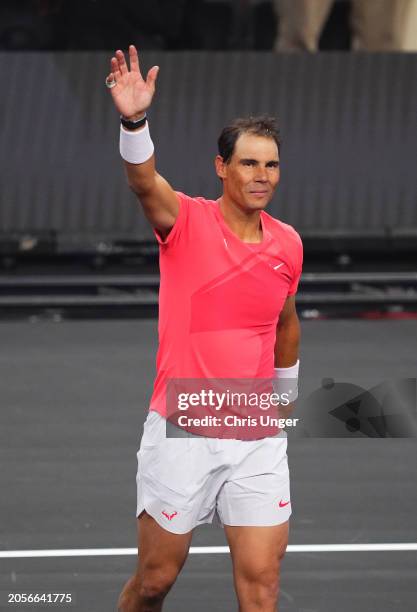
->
[254,165,268,182]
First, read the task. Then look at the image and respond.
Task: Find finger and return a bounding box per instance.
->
[110,56,122,80]
[146,65,159,89]
[128,44,141,75]
[115,49,128,76]
[105,73,119,92]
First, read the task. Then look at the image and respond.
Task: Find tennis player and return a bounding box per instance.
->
[106,45,303,612]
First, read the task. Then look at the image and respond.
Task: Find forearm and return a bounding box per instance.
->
[273,317,300,418]
[274,317,300,368]
[120,120,178,231]
[124,154,157,196]
[120,118,157,195]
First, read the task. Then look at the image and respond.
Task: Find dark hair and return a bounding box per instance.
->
[218,116,281,163]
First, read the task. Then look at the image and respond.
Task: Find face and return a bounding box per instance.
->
[215,132,280,211]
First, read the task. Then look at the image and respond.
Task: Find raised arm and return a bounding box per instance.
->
[106,45,179,239]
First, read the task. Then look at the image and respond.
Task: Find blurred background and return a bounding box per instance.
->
[0,0,416,320]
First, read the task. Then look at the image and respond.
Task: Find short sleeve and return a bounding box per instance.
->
[153,191,191,246]
[287,232,303,296]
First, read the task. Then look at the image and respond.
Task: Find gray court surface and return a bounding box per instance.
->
[1,319,416,611]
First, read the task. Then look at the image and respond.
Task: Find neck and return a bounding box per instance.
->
[218,196,263,243]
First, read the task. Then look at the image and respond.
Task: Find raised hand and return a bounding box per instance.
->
[106,45,159,121]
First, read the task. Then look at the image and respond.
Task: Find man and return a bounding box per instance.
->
[106,45,302,612]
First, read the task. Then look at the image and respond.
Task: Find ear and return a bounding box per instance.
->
[215,155,227,180]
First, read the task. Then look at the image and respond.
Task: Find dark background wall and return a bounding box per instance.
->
[0,52,416,242]
[0,0,351,52]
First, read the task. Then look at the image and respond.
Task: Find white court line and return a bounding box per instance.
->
[1,544,417,559]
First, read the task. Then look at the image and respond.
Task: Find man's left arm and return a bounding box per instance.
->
[273,295,301,418]
[274,295,300,368]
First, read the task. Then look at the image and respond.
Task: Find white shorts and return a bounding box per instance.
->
[136,411,292,534]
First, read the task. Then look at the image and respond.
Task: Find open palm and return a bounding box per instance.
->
[107,45,159,120]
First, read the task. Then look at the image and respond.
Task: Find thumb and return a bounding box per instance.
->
[146,65,159,88]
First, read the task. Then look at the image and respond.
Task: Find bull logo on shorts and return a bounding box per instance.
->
[162,510,178,520]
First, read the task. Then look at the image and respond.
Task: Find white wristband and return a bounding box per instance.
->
[272,359,299,401]
[119,122,154,164]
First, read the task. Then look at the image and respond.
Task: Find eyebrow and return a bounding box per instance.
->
[239,158,280,166]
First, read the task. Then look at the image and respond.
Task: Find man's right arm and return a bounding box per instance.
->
[107,45,179,240]
[124,149,179,240]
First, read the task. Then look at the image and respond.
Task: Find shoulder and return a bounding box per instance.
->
[155,192,217,246]
[262,211,303,250]
[262,212,303,275]
[176,192,218,213]
[175,192,219,223]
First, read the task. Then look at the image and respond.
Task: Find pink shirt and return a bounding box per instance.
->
[149,192,303,417]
